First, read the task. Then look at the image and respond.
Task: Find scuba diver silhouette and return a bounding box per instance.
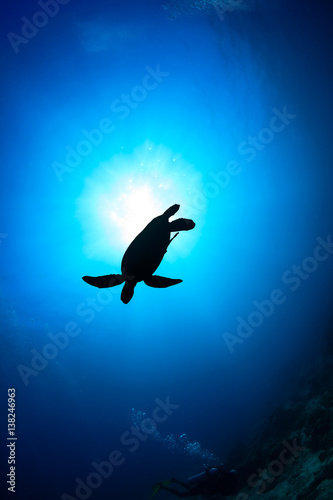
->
[150,465,239,499]
[82,204,195,303]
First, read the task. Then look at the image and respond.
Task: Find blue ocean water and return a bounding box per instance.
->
[1,0,333,499]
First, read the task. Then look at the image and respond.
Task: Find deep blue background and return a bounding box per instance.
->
[1,1,333,499]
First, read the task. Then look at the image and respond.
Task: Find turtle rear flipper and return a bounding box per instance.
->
[144,276,182,288]
[169,218,195,231]
[82,274,125,288]
[163,204,180,218]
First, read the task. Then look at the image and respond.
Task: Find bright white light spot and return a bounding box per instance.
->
[76,141,205,266]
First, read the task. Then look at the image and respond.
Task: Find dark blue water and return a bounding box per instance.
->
[1,1,333,499]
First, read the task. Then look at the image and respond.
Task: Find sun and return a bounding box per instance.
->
[107,183,161,241]
[76,141,204,265]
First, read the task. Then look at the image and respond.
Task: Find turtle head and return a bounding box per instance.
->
[163,204,180,218]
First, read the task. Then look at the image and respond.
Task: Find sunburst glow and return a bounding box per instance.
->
[76,141,205,265]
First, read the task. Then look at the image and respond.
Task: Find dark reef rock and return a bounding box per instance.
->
[226,332,333,499]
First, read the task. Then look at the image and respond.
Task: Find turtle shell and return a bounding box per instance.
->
[121,214,171,279]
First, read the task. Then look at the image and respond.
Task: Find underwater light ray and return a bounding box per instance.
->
[76,141,205,266]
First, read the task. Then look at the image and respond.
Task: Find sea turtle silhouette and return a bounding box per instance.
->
[82,204,195,303]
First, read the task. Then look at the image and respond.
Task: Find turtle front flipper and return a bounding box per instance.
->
[144,276,182,288]
[169,218,195,231]
[82,274,125,288]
